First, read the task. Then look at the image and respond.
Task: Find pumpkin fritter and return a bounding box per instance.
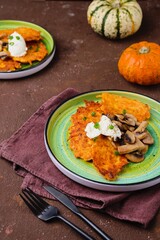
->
[100,93,150,122]
[0,58,21,72]
[69,100,103,161]
[13,41,48,64]
[93,136,128,180]
[0,27,41,42]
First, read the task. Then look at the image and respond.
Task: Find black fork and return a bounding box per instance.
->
[19,188,95,240]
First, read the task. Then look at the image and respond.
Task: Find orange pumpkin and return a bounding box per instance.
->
[118,41,160,85]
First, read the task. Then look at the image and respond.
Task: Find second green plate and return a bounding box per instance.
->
[0,20,55,79]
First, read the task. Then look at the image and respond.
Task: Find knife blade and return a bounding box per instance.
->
[44,185,112,240]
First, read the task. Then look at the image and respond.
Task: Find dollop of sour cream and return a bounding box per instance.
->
[85,122,101,139]
[8,31,27,57]
[85,115,122,141]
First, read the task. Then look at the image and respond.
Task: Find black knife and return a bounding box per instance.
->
[44,185,112,240]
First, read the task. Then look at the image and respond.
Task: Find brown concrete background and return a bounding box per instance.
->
[0,1,160,239]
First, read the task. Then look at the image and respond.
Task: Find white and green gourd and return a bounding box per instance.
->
[87,0,143,39]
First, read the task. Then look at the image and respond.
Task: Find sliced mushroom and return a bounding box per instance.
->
[125,143,149,162]
[112,120,125,131]
[125,151,145,163]
[142,130,154,145]
[0,40,3,51]
[125,113,137,122]
[134,131,148,140]
[126,125,136,132]
[115,114,124,121]
[124,130,136,144]
[136,121,141,126]
[117,137,146,154]
[134,121,148,133]
[115,113,137,126]
[141,144,149,154]
[120,124,129,131]
[0,51,9,60]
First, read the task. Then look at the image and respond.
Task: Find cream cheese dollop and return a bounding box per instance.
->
[8,31,27,57]
[85,115,122,141]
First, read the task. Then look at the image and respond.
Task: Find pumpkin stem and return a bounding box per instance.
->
[112,0,121,8]
[139,46,150,54]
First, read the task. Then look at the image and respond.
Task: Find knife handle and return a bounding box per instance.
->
[77,212,112,240]
[58,215,96,240]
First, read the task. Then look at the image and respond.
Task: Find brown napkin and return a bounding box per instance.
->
[0,88,160,228]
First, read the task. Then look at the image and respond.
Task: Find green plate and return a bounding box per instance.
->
[0,20,55,79]
[44,90,160,192]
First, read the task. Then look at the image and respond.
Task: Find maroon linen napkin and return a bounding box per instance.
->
[0,88,160,227]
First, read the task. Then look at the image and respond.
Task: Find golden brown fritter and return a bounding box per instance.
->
[0,27,41,42]
[69,100,103,161]
[93,136,128,180]
[100,93,150,122]
[13,41,48,64]
[0,58,21,72]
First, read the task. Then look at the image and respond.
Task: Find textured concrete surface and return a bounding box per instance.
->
[0,1,160,239]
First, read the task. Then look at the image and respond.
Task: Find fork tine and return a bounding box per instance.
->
[20,188,49,216]
[25,188,49,209]
[19,193,39,216]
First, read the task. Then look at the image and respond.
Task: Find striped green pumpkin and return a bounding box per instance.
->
[87,0,143,39]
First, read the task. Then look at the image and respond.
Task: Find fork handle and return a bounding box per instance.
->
[58,215,95,240]
[77,212,112,240]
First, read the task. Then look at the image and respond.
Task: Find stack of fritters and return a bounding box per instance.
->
[0,27,48,71]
